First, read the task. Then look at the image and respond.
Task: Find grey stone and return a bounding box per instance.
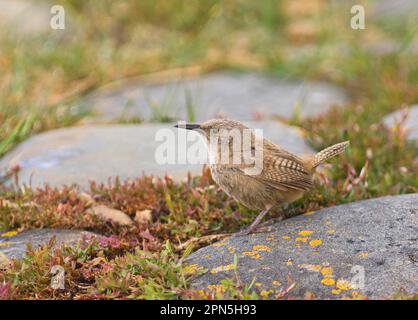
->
[0,122,314,189]
[364,41,418,56]
[0,0,52,36]
[83,72,348,123]
[186,194,418,299]
[373,0,418,18]
[383,105,418,144]
[368,1,418,55]
[0,229,98,260]
[90,205,133,226]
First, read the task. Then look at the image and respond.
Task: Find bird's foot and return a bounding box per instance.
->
[234,225,273,237]
[234,227,251,237]
[258,217,283,228]
[234,206,274,237]
[254,226,273,233]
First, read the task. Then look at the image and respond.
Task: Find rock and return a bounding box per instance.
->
[0,229,98,260]
[135,209,153,224]
[383,106,418,144]
[186,194,418,299]
[0,0,52,36]
[79,192,96,207]
[373,0,418,19]
[367,1,418,55]
[83,72,347,123]
[0,121,314,189]
[90,205,133,226]
[364,41,418,56]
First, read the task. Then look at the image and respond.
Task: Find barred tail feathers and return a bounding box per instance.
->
[309,141,350,169]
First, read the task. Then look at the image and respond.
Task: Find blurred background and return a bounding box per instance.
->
[0,0,417,300]
[0,0,417,193]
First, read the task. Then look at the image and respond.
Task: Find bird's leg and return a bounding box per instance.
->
[236,205,273,236]
[258,215,284,228]
[257,204,288,228]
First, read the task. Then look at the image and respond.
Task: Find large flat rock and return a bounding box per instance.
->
[83,72,348,123]
[0,0,52,36]
[0,122,314,189]
[186,194,418,299]
[373,0,418,18]
[0,229,97,261]
[383,105,418,144]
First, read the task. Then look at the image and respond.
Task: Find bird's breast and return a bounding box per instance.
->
[209,165,279,211]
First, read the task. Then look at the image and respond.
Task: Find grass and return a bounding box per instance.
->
[0,173,266,299]
[0,0,417,299]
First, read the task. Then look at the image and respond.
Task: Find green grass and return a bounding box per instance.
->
[0,0,417,299]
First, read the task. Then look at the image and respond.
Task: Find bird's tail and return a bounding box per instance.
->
[306,141,350,170]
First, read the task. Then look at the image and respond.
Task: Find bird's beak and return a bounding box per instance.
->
[174,123,201,130]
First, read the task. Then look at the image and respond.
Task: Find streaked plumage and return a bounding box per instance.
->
[175,119,349,234]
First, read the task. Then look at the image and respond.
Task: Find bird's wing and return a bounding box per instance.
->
[260,152,313,191]
[239,142,313,192]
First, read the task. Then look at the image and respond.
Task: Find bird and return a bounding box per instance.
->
[175,119,349,235]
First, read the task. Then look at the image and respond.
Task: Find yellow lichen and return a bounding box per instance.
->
[327,229,335,235]
[207,284,226,293]
[272,280,281,286]
[295,237,309,242]
[253,245,272,252]
[351,291,362,299]
[336,279,352,291]
[309,239,322,247]
[282,236,290,240]
[300,264,322,272]
[358,252,369,259]
[321,278,335,286]
[286,259,293,266]
[255,282,263,288]
[213,241,227,247]
[1,231,18,237]
[0,242,11,248]
[182,264,198,275]
[321,266,333,277]
[312,265,323,271]
[228,247,236,254]
[242,251,262,260]
[260,290,273,298]
[298,230,314,236]
[304,211,315,216]
[197,289,206,296]
[210,264,236,274]
[332,289,342,295]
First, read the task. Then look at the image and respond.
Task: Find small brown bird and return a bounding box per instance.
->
[175,119,349,235]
